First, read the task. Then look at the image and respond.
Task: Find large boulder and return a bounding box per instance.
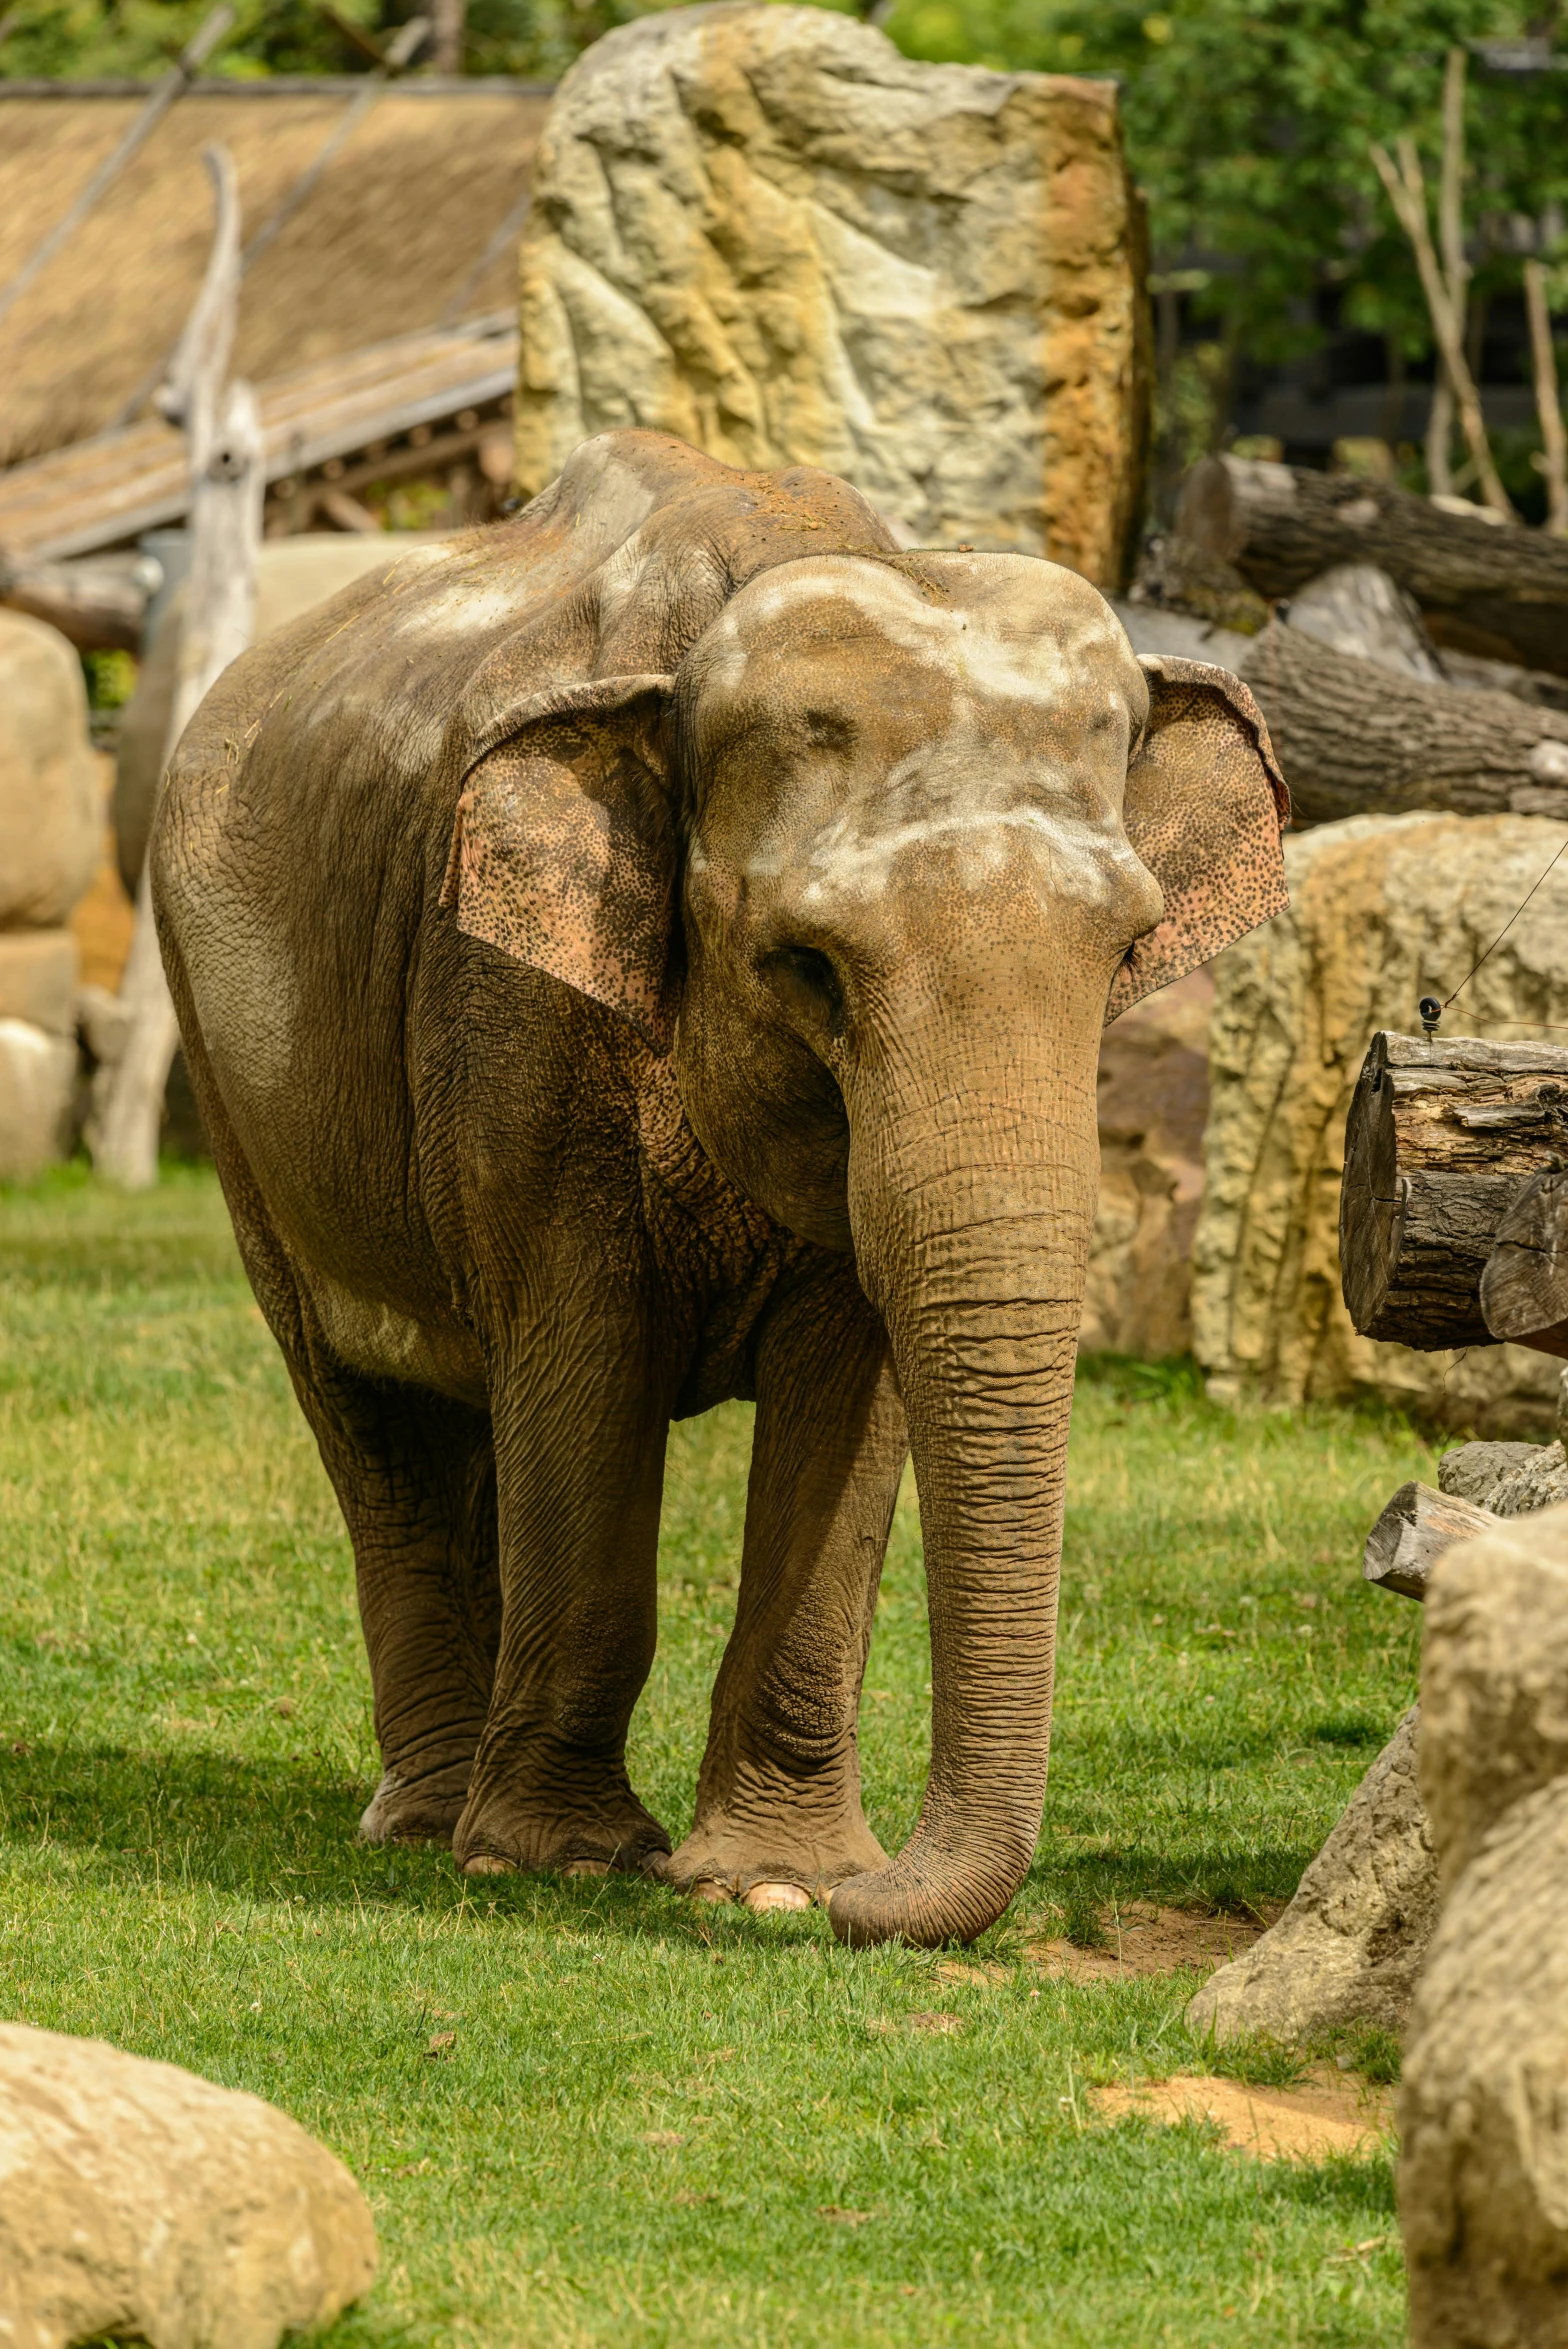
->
[1400,1505,1568,2345]
[0,2023,376,2349]
[514,5,1149,583]
[0,609,99,929]
[1194,811,1568,1431]
[1084,969,1211,1359]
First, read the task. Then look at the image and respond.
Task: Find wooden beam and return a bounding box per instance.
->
[1340,1030,1568,1350]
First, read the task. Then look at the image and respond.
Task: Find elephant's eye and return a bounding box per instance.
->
[761,945,845,1037]
[803,708,855,754]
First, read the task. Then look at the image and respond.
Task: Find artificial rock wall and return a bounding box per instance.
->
[1193,812,1568,1433]
[515,5,1149,584]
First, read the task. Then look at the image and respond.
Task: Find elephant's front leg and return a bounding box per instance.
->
[454,1313,673,1879]
[662,1258,908,1910]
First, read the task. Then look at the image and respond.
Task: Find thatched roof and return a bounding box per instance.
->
[0,315,518,561]
[0,80,550,467]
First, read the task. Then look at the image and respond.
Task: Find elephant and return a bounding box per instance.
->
[152,431,1287,1949]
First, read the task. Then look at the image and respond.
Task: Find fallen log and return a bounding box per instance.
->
[1481,1165,1568,1358]
[1233,620,1568,826]
[1340,1031,1568,1349]
[1178,453,1568,678]
[1363,1480,1501,1599]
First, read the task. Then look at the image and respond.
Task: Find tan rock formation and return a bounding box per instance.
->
[0,609,99,930]
[1194,811,1568,1432]
[1400,1504,1568,2345]
[0,931,79,1038]
[1084,968,1211,1359]
[0,2023,376,2349]
[515,6,1149,582]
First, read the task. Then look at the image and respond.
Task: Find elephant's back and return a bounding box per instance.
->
[151,538,526,1297]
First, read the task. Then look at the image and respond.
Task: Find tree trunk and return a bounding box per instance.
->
[1363,1480,1501,1600]
[1178,454,1568,677]
[92,148,260,1192]
[1481,1165,1568,1357]
[1340,1031,1568,1350]
[1233,620,1568,827]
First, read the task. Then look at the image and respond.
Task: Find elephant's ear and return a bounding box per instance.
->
[1107,654,1290,1024]
[440,673,678,1051]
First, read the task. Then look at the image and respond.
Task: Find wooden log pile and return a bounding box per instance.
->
[1341,1030,1568,1355]
[1236,619,1568,828]
[1178,452,1568,678]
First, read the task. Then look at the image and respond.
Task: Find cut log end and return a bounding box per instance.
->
[1341,1032,1568,1353]
[1481,1164,1568,1357]
[1363,1480,1501,1600]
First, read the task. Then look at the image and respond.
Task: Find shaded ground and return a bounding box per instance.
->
[0,1166,1435,2346]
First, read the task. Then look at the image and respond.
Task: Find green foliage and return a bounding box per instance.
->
[0,1166,1433,2341]
[885,0,1568,366]
[0,0,856,85]
[80,647,137,710]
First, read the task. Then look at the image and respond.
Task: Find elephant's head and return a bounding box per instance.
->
[442,541,1287,1947]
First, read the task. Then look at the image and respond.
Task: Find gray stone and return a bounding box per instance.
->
[1487,1440,1568,1521]
[1438,1440,1544,1506]
[0,2022,376,2349]
[1284,561,1446,683]
[1186,1707,1437,2045]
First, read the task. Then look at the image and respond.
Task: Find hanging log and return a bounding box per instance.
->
[1233,619,1568,826]
[1481,1165,1568,1357]
[1177,454,1568,677]
[1363,1480,1502,1600]
[1340,1031,1568,1349]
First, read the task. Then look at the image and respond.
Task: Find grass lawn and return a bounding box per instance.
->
[0,1164,1439,2346]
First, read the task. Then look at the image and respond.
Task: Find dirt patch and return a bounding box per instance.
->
[1026,1902,1282,1982]
[1092,2067,1394,2161]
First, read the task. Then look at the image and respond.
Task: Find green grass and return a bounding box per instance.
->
[0,1163,1435,2346]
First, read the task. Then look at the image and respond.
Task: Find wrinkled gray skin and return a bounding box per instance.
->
[153,433,1285,1948]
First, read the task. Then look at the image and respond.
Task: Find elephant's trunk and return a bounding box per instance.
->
[830,983,1102,1949]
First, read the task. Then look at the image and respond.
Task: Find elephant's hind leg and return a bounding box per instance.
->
[660,1259,906,1910]
[296,1366,501,1847]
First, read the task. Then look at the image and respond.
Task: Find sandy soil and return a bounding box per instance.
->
[1092,2067,1394,2160]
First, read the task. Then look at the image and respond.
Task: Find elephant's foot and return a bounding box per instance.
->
[358,1756,475,1847]
[656,1795,888,1911]
[453,1763,669,1879]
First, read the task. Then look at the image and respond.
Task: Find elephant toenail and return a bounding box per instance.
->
[689,1879,734,1904]
[562,1859,610,1878]
[462,1854,514,1876]
[742,1881,812,1914]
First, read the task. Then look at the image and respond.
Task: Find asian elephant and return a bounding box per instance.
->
[152,431,1287,1949]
